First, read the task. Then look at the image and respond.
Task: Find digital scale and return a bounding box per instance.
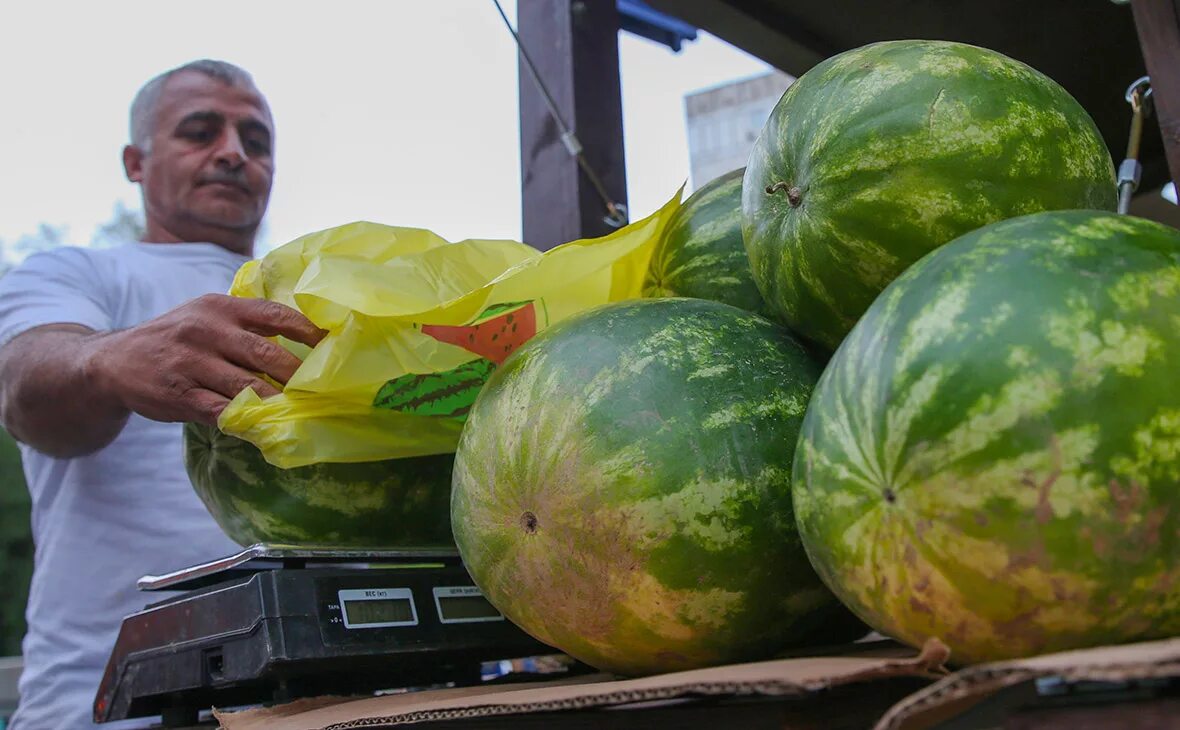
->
[93,545,562,726]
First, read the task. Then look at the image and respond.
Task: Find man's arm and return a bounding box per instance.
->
[0,294,326,458]
[0,324,129,457]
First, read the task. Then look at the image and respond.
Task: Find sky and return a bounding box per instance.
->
[0,1,771,257]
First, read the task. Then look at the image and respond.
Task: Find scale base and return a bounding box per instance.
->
[94,546,566,726]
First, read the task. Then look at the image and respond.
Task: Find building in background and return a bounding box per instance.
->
[684,70,794,191]
[683,70,1180,229]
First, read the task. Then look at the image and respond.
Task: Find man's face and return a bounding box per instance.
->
[124,71,275,254]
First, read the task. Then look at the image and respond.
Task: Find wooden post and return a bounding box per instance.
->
[518,0,628,250]
[1131,0,1180,184]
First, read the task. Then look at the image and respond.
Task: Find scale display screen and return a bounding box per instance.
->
[338,588,418,629]
[433,586,505,624]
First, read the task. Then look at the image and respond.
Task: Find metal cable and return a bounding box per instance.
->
[493,0,629,228]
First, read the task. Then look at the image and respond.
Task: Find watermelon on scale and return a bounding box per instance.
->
[451,298,863,676]
[793,210,1180,664]
[643,168,769,316]
[185,301,544,548]
[184,423,455,548]
[743,40,1117,353]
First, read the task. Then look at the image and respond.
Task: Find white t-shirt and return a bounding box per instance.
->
[0,242,247,730]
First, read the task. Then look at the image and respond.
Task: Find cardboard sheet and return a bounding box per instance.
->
[215,636,1180,729]
[877,636,1180,730]
[215,639,946,729]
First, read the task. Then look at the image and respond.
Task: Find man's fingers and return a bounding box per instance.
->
[230,298,328,348]
[186,388,232,426]
[195,361,282,401]
[222,331,304,385]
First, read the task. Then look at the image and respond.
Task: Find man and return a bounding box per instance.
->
[0,60,324,729]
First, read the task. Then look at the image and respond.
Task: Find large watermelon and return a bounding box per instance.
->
[451,298,864,676]
[184,422,454,547]
[793,210,1180,665]
[643,168,769,316]
[743,40,1117,353]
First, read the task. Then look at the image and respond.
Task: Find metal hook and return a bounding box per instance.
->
[1117,76,1153,214]
[1125,76,1153,108]
[603,203,629,229]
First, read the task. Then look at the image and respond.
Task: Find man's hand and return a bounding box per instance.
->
[88,294,326,426]
[0,295,326,457]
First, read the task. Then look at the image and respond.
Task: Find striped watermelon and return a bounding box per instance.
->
[793,210,1180,664]
[451,298,863,676]
[643,168,769,316]
[184,422,454,547]
[743,40,1117,353]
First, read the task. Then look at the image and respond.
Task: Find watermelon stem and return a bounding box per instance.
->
[520,511,539,533]
[765,181,803,207]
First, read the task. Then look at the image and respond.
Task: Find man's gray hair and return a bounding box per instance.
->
[129,59,257,153]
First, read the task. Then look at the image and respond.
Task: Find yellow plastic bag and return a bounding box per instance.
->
[218,189,683,468]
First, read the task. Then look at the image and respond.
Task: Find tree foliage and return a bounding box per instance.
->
[92,201,146,248]
[0,429,29,656]
[0,201,145,277]
[0,203,144,653]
